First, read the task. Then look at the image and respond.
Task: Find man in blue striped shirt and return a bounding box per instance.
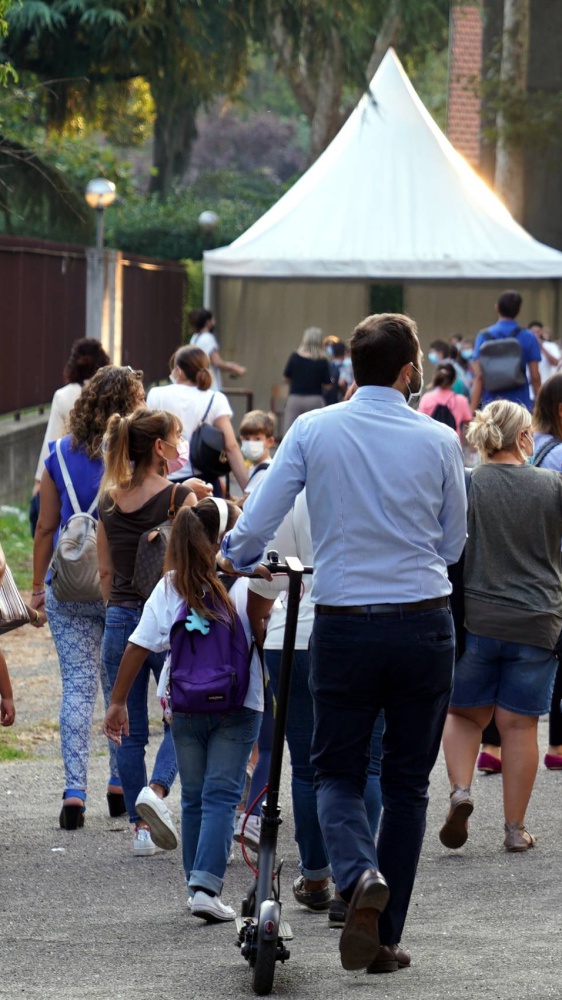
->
[220,313,467,974]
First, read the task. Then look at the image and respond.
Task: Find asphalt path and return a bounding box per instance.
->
[1,686,561,999]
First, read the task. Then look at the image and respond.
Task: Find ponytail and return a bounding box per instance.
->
[431,362,456,390]
[100,407,183,502]
[175,345,212,391]
[100,413,134,502]
[165,499,239,621]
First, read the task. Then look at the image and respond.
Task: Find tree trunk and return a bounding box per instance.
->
[149,84,199,198]
[494,0,530,221]
[308,31,345,164]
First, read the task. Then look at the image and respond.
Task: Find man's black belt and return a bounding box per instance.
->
[315,596,448,616]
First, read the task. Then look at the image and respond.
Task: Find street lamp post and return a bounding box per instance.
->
[198,210,218,308]
[85,178,117,249]
[84,178,117,350]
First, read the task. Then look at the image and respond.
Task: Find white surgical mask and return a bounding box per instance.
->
[407,364,424,406]
[169,369,179,385]
[241,440,266,463]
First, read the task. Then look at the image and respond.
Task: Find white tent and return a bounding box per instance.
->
[205,48,562,281]
[203,49,562,413]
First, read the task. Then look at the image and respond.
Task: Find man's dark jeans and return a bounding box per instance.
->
[310,607,455,945]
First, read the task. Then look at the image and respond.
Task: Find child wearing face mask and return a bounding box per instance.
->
[239,410,275,498]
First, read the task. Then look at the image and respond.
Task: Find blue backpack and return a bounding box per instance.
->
[168,596,251,714]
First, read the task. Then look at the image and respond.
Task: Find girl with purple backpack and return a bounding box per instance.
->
[104,498,264,922]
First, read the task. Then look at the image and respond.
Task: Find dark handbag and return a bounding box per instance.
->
[0,564,31,634]
[189,395,231,479]
[131,485,180,600]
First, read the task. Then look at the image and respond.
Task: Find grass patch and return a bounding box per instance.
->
[0,732,33,762]
[0,504,33,588]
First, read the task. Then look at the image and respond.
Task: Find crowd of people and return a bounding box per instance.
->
[2,289,561,977]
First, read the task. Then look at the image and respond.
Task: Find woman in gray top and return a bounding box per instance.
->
[439,399,562,853]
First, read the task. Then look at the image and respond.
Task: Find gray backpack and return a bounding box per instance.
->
[478,326,526,393]
[50,440,102,603]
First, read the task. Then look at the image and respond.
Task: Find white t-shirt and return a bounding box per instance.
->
[35,382,82,481]
[248,490,314,650]
[244,459,272,495]
[129,573,264,713]
[145,383,232,478]
[540,341,562,383]
[190,332,221,388]
[529,341,562,399]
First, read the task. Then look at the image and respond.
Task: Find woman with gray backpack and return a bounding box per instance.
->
[30,365,146,830]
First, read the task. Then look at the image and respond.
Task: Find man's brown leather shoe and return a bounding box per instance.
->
[338,869,390,971]
[366,943,411,973]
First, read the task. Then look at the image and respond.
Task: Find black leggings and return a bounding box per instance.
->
[482,659,562,747]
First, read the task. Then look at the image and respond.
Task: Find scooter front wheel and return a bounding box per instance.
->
[252,900,280,996]
[253,937,277,996]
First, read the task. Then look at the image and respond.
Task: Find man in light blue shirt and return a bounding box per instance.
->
[220,313,467,974]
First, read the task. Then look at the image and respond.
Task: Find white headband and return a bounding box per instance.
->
[209,496,228,542]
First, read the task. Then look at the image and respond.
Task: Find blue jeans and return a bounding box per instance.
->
[46,587,119,796]
[310,608,455,944]
[267,649,383,880]
[102,605,178,824]
[171,707,261,896]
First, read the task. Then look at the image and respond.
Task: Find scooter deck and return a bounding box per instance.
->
[236,917,294,940]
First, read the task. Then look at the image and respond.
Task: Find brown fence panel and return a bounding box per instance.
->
[120,255,186,387]
[0,239,186,415]
[0,236,87,414]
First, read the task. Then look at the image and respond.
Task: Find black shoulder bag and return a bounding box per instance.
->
[189,394,231,479]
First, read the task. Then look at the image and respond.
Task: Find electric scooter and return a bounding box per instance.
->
[235,553,313,996]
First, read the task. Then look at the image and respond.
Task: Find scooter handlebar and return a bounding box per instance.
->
[264,550,312,575]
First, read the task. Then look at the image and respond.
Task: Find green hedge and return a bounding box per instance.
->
[106,169,288,261]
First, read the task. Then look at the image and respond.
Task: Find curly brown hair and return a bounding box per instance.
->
[68,365,145,459]
[63,337,110,385]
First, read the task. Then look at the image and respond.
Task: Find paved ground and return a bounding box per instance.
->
[1,615,561,999]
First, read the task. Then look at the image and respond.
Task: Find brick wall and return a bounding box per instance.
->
[447,2,483,167]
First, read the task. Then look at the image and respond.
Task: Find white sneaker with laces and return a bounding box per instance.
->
[135,786,178,850]
[190,890,235,923]
[233,813,261,852]
[133,826,160,856]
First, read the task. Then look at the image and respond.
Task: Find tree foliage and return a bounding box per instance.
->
[2,0,251,195]
[249,0,450,162]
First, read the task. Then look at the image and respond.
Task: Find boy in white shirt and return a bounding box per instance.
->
[239,410,275,498]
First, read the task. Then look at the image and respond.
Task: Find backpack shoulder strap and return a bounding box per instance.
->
[249,461,270,478]
[167,483,180,519]
[533,438,562,467]
[55,439,97,516]
[200,393,215,425]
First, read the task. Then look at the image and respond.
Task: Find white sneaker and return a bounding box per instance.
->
[233,813,261,852]
[133,826,160,856]
[190,890,235,923]
[135,786,178,850]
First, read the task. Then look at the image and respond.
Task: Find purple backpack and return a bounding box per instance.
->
[168,596,251,714]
